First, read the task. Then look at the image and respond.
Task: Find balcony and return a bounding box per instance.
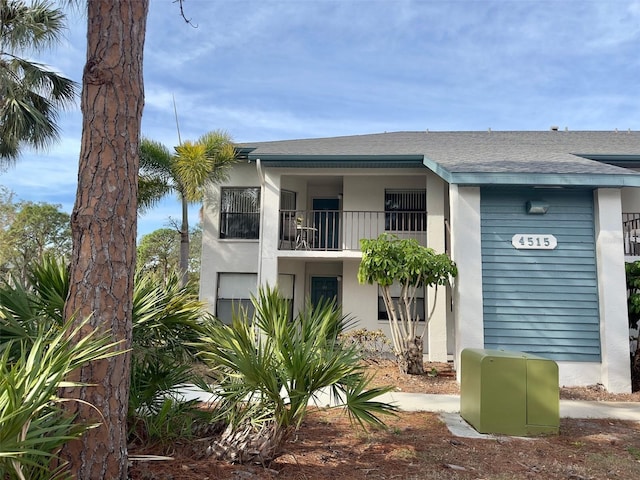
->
[624,213,640,257]
[279,210,428,252]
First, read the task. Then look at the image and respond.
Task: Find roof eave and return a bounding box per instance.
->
[442,172,640,187]
[247,154,426,168]
[422,159,640,187]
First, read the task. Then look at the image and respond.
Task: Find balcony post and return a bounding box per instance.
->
[594,188,631,393]
[258,169,280,288]
[450,185,484,376]
[427,176,448,362]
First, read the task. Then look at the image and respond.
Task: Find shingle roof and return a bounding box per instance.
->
[240,131,640,186]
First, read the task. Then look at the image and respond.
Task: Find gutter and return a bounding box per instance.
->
[256,158,265,285]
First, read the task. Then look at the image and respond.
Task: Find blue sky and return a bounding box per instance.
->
[1,0,639,237]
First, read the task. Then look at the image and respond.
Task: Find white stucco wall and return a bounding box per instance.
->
[621,186,640,212]
[594,188,632,393]
[199,162,261,312]
[449,185,484,375]
[426,175,448,361]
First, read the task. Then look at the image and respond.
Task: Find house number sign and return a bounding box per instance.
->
[511,234,557,250]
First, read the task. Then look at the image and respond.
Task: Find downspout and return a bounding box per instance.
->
[256,158,265,286]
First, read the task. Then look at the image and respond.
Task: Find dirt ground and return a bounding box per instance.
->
[129,359,640,480]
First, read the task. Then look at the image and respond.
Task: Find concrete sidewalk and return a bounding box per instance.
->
[376,392,640,421]
[179,386,640,421]
[377,392,640,439]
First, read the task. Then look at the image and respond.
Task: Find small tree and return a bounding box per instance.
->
[625,261,640,392]
[0,201,71,284]
[358,233,457,375]
[136,228,180,283]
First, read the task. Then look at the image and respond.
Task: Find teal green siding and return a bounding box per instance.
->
[481,188,601,362]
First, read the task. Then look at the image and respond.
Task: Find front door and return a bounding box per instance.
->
[311,276,339,307]
[313,198,340,249]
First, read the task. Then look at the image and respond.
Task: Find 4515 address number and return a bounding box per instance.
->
[511,234,557,250]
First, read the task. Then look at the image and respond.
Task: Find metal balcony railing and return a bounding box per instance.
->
[623,213,640,256]
[279,210,428,251]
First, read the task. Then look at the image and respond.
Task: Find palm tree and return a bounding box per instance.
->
[139,130,237,286]
[0,0,77,163]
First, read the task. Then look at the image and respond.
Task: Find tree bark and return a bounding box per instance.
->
[60,1,148,479]
[397,336,424,375]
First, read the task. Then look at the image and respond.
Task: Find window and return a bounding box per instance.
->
[378,283,425,321]
[385,189,426,232]
[216,273,257,323]
[220,187,260,239]
[216,273,294,324]
[280,190,296,211]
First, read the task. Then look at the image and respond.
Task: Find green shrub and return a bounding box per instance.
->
[0,318,120,480]
[196,286,397,464]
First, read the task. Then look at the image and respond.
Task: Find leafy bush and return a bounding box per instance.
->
[625,261,640,391]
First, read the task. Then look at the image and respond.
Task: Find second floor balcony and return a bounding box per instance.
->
[624,213,640,257]
[279,209,428,252]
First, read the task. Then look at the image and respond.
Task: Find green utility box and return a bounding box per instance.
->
[460,348,559,436]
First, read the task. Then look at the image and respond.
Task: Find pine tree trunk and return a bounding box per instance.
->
[60,1,148,479]
[397,336,424,375]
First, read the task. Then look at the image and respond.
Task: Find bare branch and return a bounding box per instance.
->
[173,0,198,28]
[166,216,183,234]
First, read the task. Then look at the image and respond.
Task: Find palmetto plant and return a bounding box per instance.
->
[0,0,77,162]
[128,273,213,445]
[0,317,120,480]
[0,257,214,454]
[196,286,398,464]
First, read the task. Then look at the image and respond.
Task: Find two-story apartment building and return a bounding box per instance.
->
[200,130,640,393]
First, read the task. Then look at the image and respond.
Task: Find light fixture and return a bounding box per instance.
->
[526,201,549,215]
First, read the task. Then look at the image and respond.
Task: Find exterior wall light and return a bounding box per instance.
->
[526,201,549,214]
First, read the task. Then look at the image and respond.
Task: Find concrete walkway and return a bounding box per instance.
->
[179,386,639,440]
[375,392,640,421]
[180,386,640,421]
[376,392,640,439]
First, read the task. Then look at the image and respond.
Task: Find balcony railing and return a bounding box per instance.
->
[279,210,428,251]
[624,213,640,256]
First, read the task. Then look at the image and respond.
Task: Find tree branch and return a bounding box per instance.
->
[174,0,198,28]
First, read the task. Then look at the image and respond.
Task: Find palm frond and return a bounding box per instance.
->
[139,137,174,174]
[0,58,76,161]
[26,254,68,324]
[196,285,397,462]
[0,316,121,480]
[0,0,68,53]
[137,138,176,210]
[173,130,237,203]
